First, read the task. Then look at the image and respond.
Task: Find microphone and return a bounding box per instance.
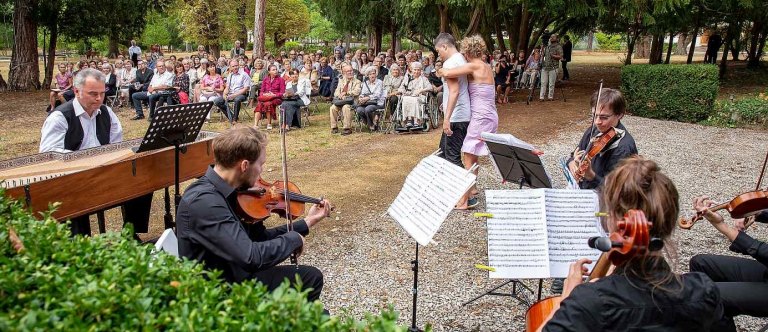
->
[588,236,617,252]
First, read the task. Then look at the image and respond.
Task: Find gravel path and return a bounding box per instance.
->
[304,115,768,331]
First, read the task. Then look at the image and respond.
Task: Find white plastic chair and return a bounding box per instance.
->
[154,228,179,258]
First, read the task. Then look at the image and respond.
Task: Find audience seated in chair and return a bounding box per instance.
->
[281,68,312,131]
[355,67,386,132]
[131,60,174,120]
[318,57,334,98]
[214,59,251,123]
[198,64,225,120]
[397,62,433,128]
[48,64,73,112]
[329,64,361,136]
[171,62,190,104]
[247,59,267,107]
[254,64,285,130]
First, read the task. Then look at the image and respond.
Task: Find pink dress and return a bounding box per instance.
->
[462,83,499,156]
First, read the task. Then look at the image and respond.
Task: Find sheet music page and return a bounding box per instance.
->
[481,132,536,151]
[485,189,551,279]
[544,189,604,278]
[388,155,476,246]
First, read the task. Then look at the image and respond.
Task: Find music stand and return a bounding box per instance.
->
[463,139,552,307]
[134,102,213,229]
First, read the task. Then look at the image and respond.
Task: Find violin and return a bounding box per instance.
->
[236,178,323,223]
[678,190,768,229]
[574,127,620,182]
[525,210,655,332]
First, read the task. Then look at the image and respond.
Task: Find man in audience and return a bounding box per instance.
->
[290,50,303,70]
[128,40,141,67]
[217,57,229,75]
[214,59,251,123]
[131,60,174,120]
[373,57,388,80]
[329,64,361,136]
[334,39,346,59]
[231,40,245,58]
[129,60,153,108]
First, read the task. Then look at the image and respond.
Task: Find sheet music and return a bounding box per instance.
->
[559,156,580,190]
[388,155,476,246]
[486,189,551,279]
[545,189,604,278]
[481,132,536,151]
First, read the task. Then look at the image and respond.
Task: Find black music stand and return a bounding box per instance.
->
[134,102,213,229]
[463,139,552,307]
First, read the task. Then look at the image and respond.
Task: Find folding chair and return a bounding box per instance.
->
[154,228,179,258]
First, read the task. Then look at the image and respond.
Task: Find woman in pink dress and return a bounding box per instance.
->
[438,34,499,209]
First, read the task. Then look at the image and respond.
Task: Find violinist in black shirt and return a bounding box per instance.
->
[540,156,729,332]
[690,196,768,330]
[567,88,638,190]
[176,127,333,302]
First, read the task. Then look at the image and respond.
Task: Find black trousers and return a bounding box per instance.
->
[561,60,570,80]
[690,254,768,318]
[438,121,469,168]
[250,264,324,302]
[68,193,153,237]
[281,99,305,127]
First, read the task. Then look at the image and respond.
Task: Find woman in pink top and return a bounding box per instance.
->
[255,64,285,130]
[48,64,73,111]
[198,65,225,120]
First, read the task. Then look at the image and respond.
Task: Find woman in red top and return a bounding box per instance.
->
[255,64,285,130]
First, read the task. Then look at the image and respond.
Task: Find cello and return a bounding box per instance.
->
[525,210,657,332]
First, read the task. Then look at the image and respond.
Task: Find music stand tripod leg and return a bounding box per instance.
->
[409,242,423,332]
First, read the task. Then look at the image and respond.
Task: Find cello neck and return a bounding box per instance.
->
[588,253,611,281]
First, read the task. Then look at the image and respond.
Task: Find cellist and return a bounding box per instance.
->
[567,88,637,190]
[690,196,768,328]
[539,156,730,331]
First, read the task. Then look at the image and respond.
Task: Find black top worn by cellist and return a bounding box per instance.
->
[567,88,637,190]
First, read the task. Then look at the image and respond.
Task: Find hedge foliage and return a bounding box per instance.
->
[0,191,407,331]
[707,92,768,128]
[620,64,719,122]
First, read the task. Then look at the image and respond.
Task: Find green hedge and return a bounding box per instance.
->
[707,92,768,128]
[620,64,719,122]
[0,191,407,331]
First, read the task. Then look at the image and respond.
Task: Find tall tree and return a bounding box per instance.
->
[8,0,39,91]
[178,0,225,57]
[253,0,265,58]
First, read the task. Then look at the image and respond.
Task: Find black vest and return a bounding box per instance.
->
[53,100,111,151]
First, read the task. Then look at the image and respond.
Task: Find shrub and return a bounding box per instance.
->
[595,32,624,51]
[621,64,719,122]
[0,191,407,331]
[707,92,768,128]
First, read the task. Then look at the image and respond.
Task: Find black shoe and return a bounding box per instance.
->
[331,128,339,134]
[341,129,352,136]
[130,115,145,120]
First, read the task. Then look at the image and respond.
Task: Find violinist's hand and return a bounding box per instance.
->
[305,199,333,227]
[581,159,596,181]
[734,218,747,231]
[693,195,724,225]
[562,258,592,299]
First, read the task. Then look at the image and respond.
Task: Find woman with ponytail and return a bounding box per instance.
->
[539,156,729,332]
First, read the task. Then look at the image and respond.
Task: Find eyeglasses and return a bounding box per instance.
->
[591,112,616,121]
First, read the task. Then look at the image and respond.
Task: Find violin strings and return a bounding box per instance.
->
[273,189,321,203]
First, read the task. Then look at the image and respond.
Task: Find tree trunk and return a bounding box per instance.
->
[635,35,651,59]
[675,33,689,55]
[237,2,248,48]
[625,26,641,65]
[390,19,398,53]
[438,3,450,33]
[507,5,521,53]
[108,34,119,58]
[8,0,39,91]
[465,6,482,37]
[719,26,732,79]
[373,24,383,55]
[494,16,506,52]
[587,31,594,52]
[665,32,674,64]
[747,20,763,68]
[687,26,699,64]
[210,44,221,58]
[43,23,58,89]
[252,0,266,58]
[757,32,767,66]
[0,73,7,91]
[516,3,530,54]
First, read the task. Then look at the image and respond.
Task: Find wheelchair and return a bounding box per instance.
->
[387,90,442,133]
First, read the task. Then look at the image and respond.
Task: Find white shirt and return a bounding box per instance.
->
[442,52,471,122]
[39,98,123,153]
[128,45,141,57]
[148,70,175,94]
[285,78,312,105]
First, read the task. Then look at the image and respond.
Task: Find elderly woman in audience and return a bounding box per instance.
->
[299,60,318,93]
[318,57,334,98]
[254,64,285,130]
[199,62,225,120]
[397,62,433,128]
[182,59,197,102]
[171,62,190,104]
[48,63,73,111]
[118,60,137,107]
[101,63,118,102]
[382,64,404,120]
[355,67,385,132]
[281,68,312,131]
[280,59,292,81]
[247,59,267,107]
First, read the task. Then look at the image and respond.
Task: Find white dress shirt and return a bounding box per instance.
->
[39,98,123,153]
[148,70,175,95]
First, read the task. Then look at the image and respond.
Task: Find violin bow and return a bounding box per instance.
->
[744,147,768,229]
[279,106,299,267]
[587,80,604,143]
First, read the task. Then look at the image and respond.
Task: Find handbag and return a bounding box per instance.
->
[332,96,355,107]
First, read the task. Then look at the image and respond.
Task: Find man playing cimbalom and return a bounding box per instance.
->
[539,33,563,101]
[328,64,361,136]
[40,68,152,238]
[214,59,251,123]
